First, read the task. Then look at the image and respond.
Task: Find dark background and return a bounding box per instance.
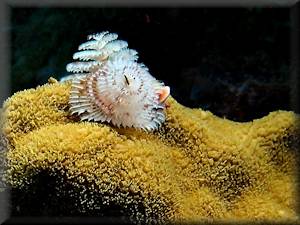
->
[10,7,293,122]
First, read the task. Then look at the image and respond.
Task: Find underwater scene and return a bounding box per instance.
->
[0,6,299,224]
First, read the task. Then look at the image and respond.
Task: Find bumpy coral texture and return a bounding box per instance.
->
[1,79,299,224]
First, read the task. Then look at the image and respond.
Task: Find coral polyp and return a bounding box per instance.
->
[65,31,170,131]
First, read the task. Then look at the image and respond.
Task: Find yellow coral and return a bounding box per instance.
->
[1,79,299,223]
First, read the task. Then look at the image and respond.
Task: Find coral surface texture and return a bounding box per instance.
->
[1,79,299,224]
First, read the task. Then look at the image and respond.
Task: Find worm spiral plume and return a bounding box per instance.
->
[65,31,170,131]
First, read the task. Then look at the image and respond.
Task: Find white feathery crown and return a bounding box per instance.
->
[65,31,170,131]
